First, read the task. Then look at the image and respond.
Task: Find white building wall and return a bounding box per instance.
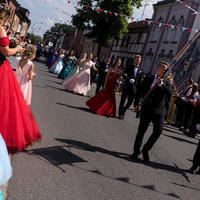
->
[142,0,199,74]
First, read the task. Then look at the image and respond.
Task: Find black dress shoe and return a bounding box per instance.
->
[142,150,150,162]
[188,165,198,174]
[118,114,124,120]
[118,115,123,120]
[196,168,200,175]
[130,153,139,160]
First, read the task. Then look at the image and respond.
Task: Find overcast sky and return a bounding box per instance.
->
[17,0,158,36]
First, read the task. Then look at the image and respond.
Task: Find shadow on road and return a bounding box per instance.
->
[25,145,87,172]
[26,141,181,199]
[56,103,92,114]
[162,134,197,145]
[163,127,182,135]
[44,85,66,92]
[171,182,200,191]
[34,59,47,65]
[55,138,190,182]
[46,79,63,85]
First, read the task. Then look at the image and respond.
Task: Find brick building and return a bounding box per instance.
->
[2,0,31,38]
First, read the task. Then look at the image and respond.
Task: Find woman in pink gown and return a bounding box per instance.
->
[63,53,98,96]
[86,59,122,117]
[16,46,36,105]
[0,4,41,152]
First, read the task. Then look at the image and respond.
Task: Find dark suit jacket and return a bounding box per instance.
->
[122,65,143,94]
[134,74,172,116]
[98,62,111,79]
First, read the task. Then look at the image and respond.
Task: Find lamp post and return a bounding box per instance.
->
[31,22,43,34]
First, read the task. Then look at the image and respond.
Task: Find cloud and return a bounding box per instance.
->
[24,0,35,8]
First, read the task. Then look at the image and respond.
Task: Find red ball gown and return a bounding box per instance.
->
[0,37,41,152]
[86,71,120,117]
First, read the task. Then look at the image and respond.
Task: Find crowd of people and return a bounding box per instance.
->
[1,2,200,199]
[45,46,200,174]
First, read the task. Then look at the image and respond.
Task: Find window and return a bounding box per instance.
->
[125,36,131,47]
[145,48,154,57]
[178,15,185,26]
[121,36,126,47]
[116,38,119,46]
[166,50,174,62]
[111,55,115,64]
[170,16,176,25]
[136,33,142,43]
[158,16,164,23]
[158,49,166,59]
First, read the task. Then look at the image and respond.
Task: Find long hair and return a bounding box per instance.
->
[22,46,36,59]
[0,4,11,25]
[113,58,121,68]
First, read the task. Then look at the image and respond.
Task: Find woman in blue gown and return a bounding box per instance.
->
[57,50,77,80]
[64,52,87,81]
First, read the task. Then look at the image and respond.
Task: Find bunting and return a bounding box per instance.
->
[176,0,200,15]
[37,0,199,33]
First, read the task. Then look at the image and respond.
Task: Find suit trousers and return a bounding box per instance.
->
[118,87,135,116]
[134,111,165,155]
[193,140,200,168]
[91,70,97,85]
[189,106,200,135]
[175,98,187,127]
[96,75,105,94]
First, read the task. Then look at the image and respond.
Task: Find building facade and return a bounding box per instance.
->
[3,0,31,37]
[110,21,149,68]
[142,0,200,74]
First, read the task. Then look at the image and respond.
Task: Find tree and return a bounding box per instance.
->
[72,0,142,55]
[43,23,76,45]
[27,33,42,44]
[50,23,76,34]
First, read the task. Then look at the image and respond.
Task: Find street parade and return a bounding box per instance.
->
[1,0,200,199]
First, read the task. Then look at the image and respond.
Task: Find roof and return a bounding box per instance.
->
[154,0,176,7]
[16,6,31,24]
[128,21,149,33]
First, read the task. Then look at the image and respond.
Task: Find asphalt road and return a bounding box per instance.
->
[6,57,200,200]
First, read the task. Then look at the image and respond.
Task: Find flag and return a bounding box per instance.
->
[170,31,200,92]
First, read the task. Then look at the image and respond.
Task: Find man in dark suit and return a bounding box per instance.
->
[131,61,172,162]
[189,140,200,174]
[118,55,143,120]
[95,57,111,94]
[91,56,99,85]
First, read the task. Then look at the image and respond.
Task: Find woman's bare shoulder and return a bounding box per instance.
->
[0,26,7,37]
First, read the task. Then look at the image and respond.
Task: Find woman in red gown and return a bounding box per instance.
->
[86,59,122,117]
[0,4,41,152]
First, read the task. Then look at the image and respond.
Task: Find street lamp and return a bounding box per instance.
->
[31,22,43,34]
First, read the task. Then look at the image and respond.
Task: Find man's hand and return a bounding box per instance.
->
[134,105,140,113]
[130,79,135,84]
[155,77,162,85]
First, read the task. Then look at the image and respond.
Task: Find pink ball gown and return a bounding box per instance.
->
[0,37,41,152]
[63,60,94,96]
[16,60,33,105]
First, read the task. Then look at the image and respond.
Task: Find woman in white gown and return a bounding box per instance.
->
[63,53,98,96]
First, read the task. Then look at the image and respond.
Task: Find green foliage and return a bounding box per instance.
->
[50,23,76,34]
[43,23,76,45]
[72,0,142,49]
[27,33,42,44]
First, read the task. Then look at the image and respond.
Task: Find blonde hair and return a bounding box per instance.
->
[22,46,36,59]
[0,4,11,25]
